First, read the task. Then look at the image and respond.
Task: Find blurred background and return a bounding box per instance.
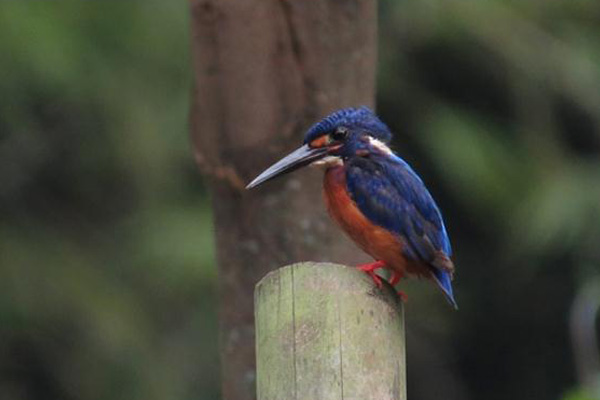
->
[1,1,599,400]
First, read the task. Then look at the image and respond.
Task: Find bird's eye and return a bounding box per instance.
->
[331,126,349,141]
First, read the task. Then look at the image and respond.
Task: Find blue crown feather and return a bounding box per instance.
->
[304,106,393,144]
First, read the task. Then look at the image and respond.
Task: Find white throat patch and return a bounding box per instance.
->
[312,156,343,168]
[368,137,392,155]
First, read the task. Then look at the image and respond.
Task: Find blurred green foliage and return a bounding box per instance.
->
[1,2,218,400]
[1,1,599,400]
[564,389,599,400]
[377,1,600,399]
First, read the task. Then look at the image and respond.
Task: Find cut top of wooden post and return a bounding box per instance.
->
[255,262,406,400]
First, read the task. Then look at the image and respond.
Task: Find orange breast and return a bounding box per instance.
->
[323,166,427,277]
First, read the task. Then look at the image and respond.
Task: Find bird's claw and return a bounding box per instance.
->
[357,260,386,273]
[389,271,402,286]
[358,261,404,291]
[358,261,386,288]
[368,270,384,288]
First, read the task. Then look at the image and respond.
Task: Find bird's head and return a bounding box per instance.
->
[247,107,393,189]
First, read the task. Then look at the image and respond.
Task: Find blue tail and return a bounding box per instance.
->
[431,269,458,310]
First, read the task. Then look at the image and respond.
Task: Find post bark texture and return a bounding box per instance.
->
[189,1,377,399]
[255,263,406,400]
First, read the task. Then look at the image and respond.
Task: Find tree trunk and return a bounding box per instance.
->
[189,1,377,399]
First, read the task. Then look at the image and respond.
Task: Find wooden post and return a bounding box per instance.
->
[255,263,406,400]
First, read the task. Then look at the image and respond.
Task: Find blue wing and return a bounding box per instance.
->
[345,154,457,308]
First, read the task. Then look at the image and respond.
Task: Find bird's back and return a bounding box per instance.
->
[324,154,457,308]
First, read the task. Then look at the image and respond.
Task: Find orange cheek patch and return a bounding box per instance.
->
[309,135,330,148]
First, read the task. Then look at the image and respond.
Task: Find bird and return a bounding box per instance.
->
[246,106,457,309]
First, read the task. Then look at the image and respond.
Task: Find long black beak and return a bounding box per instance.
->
[246,144,329,189]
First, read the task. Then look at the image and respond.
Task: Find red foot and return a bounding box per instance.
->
[357,261,387,288]
[389,270,403,286]
[357,262,406,300]
[357,260,386,273]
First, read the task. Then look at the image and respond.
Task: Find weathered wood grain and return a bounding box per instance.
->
[255,263,405,400]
